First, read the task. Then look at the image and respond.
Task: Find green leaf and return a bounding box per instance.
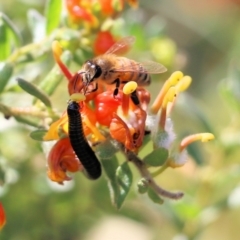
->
[0,62,13,93]
[137,178,149,194]
[45,0,62,35]
[1,12,22,47]
[0,16,10,61]
[115,162,133,209]
[95,139,118,159]
[27,9,45,42]
[14,116,41,127]
[17,78,52,108]
[147,188,164,205]
[101,158,132,209]
[101,155,120,207]
[29,130,48,141]
[143,148,168,166]
[0,165,5,186]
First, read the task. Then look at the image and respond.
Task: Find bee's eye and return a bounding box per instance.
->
[93,65,102,78]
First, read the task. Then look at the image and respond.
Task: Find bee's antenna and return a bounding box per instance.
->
[73,71,85,92]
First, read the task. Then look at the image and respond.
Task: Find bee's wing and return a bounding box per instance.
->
[105,36,136,55]
[139,61,167,74]
[114,61,167,74]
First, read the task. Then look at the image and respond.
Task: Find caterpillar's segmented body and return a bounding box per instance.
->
[67,101,101,179]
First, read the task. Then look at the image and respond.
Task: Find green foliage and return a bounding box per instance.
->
[17,78,52,108]
[45,0,62,35]
[143,147,168,166]
[0,62,13,93]
[147,187,164,205]
[101,157,132,209]
[29,129,48,141]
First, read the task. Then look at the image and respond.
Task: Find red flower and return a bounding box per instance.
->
[95,90,122,126]
[93,31,117,56]
[0,203,6,230]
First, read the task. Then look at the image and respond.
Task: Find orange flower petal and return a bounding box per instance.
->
[110,113,135,151]
[47,138,82,184]
[44,112,68,141]
[66,0,96,23]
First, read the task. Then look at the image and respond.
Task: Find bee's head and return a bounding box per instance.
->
[85,61,102,82]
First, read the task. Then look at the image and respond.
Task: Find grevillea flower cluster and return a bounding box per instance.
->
[42,40,214,203]
[65,0,138,27]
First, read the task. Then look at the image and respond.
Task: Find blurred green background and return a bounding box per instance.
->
[1,0,240,239]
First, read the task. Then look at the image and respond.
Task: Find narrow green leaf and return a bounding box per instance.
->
[1,12,22,46]
[0,165,5,186]
[45,0,62,35]
[14,116,41,127]
[101,157,132,209]
[143,147,168,166]
[29,130,48,141]
[0,17,10,61]
[0,62,13,93]
[147,188,164,205]
[115,162,133,209]
[17,78,52,108]
[27,9,45,42]
[101,155,120,207]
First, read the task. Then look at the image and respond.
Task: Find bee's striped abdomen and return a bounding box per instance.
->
[116,58,151,86]
[67,101,101,180]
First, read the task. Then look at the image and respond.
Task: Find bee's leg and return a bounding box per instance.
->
[130,90,140,106]
[86,82,98,94]
[112,78,120,97]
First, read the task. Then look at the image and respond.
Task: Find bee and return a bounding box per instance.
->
[75,36,167,96]
[67,94,101,180]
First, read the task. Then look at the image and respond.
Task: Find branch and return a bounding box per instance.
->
[122,148,184,200]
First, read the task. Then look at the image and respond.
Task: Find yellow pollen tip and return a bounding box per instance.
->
[52,41,62,59]
[69,93,86,102]
[168,71,184,86]
[150,71,184,114]
[123,81,138,95]
[200,133,215,142]
[176,76,192,92]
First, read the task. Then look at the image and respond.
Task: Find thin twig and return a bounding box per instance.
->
[0,103,49,119]
[121,147,184,200]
